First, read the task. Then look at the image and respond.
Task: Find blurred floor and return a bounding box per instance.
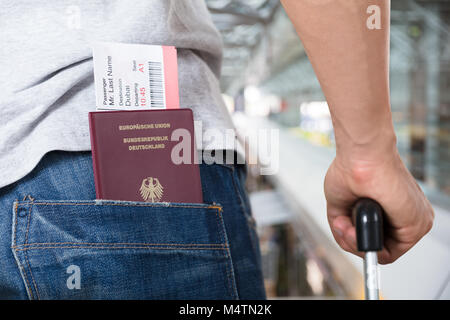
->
[242,115,450,300]
[249,189,347,299]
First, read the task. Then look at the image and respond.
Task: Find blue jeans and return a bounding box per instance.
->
[0,151,265,299]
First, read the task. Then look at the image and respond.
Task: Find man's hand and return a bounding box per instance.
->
[281,0,435,262]
[325,149,434,264]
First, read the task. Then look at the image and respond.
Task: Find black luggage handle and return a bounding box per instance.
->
[352,198,384,252]
[352,198,384,300]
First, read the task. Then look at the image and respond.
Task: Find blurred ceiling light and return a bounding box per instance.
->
[244,85,261,102]
[300,101,330,118]
[222,93,235,113]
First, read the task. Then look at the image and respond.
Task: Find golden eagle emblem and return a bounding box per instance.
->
[139,177,164,202]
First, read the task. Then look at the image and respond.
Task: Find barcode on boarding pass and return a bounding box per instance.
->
[148,61,165,109]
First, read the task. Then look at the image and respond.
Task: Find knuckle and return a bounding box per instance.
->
[379,254,398,265]
[425,212,434,234]
[337,241,351,253]
[419,207,435,237]
[348,162,376,186]
[379,257,394,265]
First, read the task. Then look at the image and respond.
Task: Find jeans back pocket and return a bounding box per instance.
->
[11,199,238,300]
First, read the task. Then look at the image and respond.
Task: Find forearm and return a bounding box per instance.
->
[281,0,397,166]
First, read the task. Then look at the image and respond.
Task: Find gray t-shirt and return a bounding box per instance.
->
[0,0,235,189]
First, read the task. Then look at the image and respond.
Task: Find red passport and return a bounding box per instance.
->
[89,109,203,203]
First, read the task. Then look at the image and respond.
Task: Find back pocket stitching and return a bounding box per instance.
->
[24,252,40,300]
[15,242,228,247]
[24,201,41,300]
[14,201,226,249]
[13,200,19,247]
[11,200,34,299]
[13,204,228,249]
[11,201,38,300]
[13,199,237,299]
[16,201,222,211]
[214,207,239,300]
[15,246,229,251]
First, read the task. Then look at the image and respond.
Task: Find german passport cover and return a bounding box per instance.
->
[88,109,203,203]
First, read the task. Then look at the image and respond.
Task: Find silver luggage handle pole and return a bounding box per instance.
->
[352,199,384,300]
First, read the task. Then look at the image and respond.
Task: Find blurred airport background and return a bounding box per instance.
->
[205,0,450,299]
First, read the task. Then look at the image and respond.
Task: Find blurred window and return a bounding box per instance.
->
[208,0,450,207]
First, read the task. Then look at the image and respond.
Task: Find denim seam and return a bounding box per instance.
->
[248,222,257,232]
[230,170,249,218]
[13,200,18,247]
[14,242,228,247]
[14,246,228,251]
[11,200,34,300]
[215,207,232,298]
[229,167,259,257]
[24,203,32,245]
[24,201,40,300]
[13,254,34,300]
[24,254,39,300]
[215,207,239,300]
[230,169,257,231]
[16,202,222,211]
